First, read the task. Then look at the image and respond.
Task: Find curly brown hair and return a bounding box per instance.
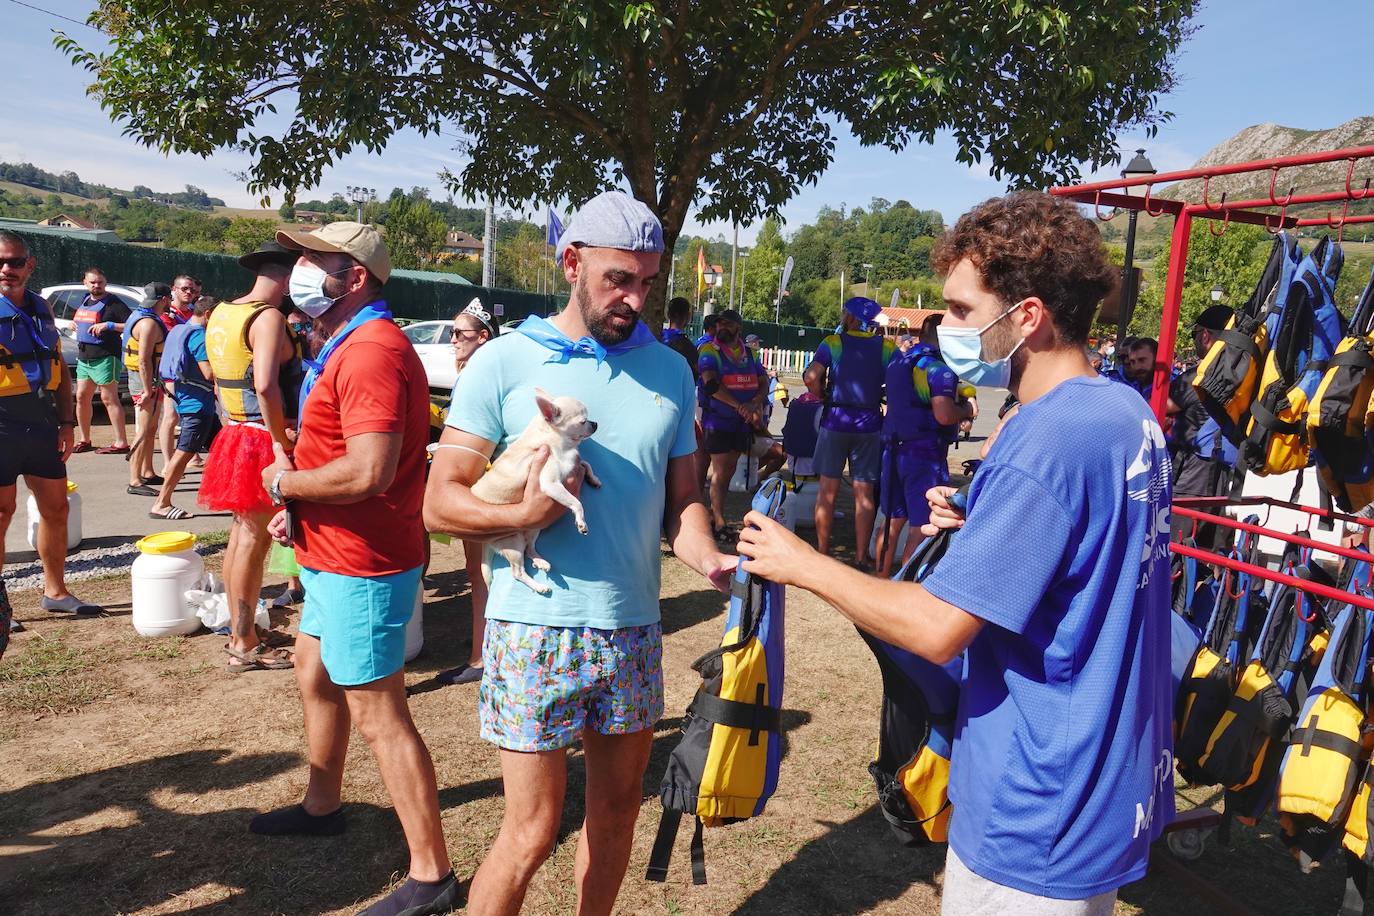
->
[931,191,1117,345]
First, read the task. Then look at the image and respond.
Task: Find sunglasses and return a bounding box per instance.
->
[0,257,28,269]
[452,327,483,339]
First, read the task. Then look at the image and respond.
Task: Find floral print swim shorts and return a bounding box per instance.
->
[479,619,664,752]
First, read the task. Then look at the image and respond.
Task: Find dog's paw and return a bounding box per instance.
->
[576,521,589,535]
[531,557,551,572]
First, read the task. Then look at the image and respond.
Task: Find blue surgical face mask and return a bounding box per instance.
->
[936,301,1026,388]
[289,263,351,318]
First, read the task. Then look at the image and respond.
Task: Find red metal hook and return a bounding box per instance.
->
[1092,189,1118,222]
[1201,175,1215,210]
[1297,592,1318,624]
[1269,168,1296,207]
[1328,198,1352,243]
[1143,182,1167,217]
[1224,567,1245,599]
[1209,194,1232,236]
[1190,517,1199,540]
[1264,203,1291,235]
[1345,159,1372,202]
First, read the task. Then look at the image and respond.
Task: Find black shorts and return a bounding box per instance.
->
[176,413,219,454]
[702,426,751,455]
[0,421,66,487]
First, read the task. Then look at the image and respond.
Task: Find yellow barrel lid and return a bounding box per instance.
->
[136,531,197,555]
[66,480,77,493]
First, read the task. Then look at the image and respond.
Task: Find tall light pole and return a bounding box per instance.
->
[482,198,496,288]
[346,185,375,223]
[862,262,874,297]
[738,251,750,312]
[728,222,739,309]
[1118,149,1157,347]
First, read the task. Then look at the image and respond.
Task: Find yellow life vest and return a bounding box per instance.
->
[206,301,303,424]
[0,290,61,398]
[121,308,165,373]
[1310,267,1374,512]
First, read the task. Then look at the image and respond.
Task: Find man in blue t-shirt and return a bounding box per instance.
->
[150,297,217,520]
[738,191,1173,913]
[423,191,736,915]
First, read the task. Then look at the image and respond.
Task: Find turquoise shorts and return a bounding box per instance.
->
[479,619,664,752]
[298,565,422,686]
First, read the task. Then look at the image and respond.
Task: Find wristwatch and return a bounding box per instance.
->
[269,469,289,506]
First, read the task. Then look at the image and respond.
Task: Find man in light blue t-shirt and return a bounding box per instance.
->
[738,191,1174,914]
[423,190,735,916]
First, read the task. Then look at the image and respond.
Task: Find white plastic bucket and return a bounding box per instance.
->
[777,478,819,530]
[404,589,424,663]
[729,454,761,492]
[25,480,82,550]
[131,531,204,637]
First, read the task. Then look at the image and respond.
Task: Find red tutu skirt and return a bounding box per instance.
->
[199,423,277,515]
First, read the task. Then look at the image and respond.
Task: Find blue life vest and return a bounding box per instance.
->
[0,290,61,398]
[883,345,957,447]
[822,330,886,414]
[698,341,762,428]
[73,294,117,346]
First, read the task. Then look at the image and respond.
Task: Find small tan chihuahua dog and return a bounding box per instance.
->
[471,387,600,593]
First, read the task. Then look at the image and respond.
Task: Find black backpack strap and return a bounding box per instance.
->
[645,808,682,882]
[1250,397,1305,437]
[1219,328,1262,362]
[644,810,708,885]
[690,816,707,885]
[689,685,779,746]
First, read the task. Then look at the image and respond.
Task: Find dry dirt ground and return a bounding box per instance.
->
[0,483,1351,915]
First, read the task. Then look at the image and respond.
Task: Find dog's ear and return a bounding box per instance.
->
[534,388,559,422]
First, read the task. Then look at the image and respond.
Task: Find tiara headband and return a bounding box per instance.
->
[461,298,498,335]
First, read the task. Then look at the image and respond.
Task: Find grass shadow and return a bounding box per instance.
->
[0,747,404,915]
[660,588,727,637]
[731,805,944,914]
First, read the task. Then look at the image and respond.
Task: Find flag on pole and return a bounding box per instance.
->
[696,247,707,297]
[546,207,564,247]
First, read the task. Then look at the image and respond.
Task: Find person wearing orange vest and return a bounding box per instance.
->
[0,230,103,655]
[200,241,302,672]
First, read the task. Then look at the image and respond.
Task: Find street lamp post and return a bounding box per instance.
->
[738,251,750,312]
[1118,149,1156,349]
[862,262,874,293]
[346,185,375,223]
[1211,284,1225,303]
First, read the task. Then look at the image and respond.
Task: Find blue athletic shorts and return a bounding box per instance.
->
[880,442,950,523]
[175,412,218,453]
[479,619,664,752]
[813,426,882,481]
[298,565,422,686]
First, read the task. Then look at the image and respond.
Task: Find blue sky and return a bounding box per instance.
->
[5,1,1371,243]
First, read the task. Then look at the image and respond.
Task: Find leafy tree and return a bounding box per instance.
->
[59,0,1198,324]
[223,217,278,255]
[382,193,449,270]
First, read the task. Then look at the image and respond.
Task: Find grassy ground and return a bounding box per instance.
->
[0,479,1351,915]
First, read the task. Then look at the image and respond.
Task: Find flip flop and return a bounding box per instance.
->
[127,484,158,496]
[149,506,194,520]
[141,474,166,486]
[224,643,295,673]
[72,441,95,454]
[96,444,130,455]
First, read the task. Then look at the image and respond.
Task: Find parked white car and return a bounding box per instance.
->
[402,320,460,395]
[40,283,145,332]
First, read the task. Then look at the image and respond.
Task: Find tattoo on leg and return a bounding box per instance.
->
[233,598,255,638]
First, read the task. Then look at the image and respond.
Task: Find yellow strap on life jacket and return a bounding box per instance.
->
[696,624,773,826]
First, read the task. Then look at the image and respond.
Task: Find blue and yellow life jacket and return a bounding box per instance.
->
[1241,235,1345,476]
[883,346,960,448]
[647,477,787,885]
[72,293,118,347]
[1310,264,1374,512]
[818,329,892,423]
[858,520,963,847]
[206,301,304,424]
[1278,552,1374,870]
[1195,234,1303,441]
[0,290,61,398]
[121,307,164,373]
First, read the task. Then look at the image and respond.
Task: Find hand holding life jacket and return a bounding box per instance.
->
[647,477,787,885]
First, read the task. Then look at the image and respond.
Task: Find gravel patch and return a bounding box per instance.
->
[3,540,226,592]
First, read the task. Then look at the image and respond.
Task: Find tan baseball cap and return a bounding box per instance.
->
[276,221,392,284]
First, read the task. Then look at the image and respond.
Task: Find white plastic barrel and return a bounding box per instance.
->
[777,477,819,530]
[729,454,761,492]
[25,480,82,550]
[131,531,204,637]
[405,589,424,662]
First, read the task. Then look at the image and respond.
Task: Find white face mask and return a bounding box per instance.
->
[289,263,350,318]
[936,301,1026,389]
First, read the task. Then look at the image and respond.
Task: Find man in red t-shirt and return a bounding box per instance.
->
[253,222,458,916]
